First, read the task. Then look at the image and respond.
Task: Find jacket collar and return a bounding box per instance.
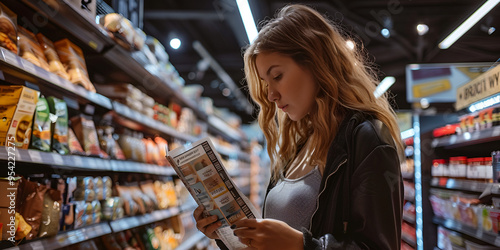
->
[324,110,367,175]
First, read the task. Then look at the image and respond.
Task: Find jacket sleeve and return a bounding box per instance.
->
[303,145,403,249]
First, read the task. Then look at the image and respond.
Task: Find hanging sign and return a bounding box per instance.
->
[456,64,500,111]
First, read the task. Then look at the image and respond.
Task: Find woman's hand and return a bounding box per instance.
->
[193,206,222,239]
[232,219,303,250]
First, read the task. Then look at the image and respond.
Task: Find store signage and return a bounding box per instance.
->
[406,63,492,103]
[456,64,500,110]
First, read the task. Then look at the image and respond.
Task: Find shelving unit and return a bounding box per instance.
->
[431,126,500,149]
[433,217,500,247]
[4,205,200,250]
[0,0,256,249]
[430,178,497,193]
[5,223,112,250]
[0,147,175,175]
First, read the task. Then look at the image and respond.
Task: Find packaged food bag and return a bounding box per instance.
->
[36,33,70,80]
[0,3,18,54]
[54,39,96,92]
[47,97,69,154]
[17,26,50,71]
[30,96,52,152]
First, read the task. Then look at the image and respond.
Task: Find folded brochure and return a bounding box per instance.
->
[166,137,261,249]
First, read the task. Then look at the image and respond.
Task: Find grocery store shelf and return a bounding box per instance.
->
[112,101,198,143]
[17,0,113,53]
[176,231,208,250]
[5,222,112,250]
[431,178,493,193]
[403,213,416,224]
[0,48,113,110]
[208,116,242,142]
[433,217,500,247]
[402,233,416,247]
[0,147,175,176]
[431,126,500,149]
[214,142,251,162]
[109,207,181,232]
[101,46,208,120]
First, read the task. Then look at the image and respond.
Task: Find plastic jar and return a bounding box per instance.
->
[432,159,447,177]
[449,156,467,179]
[484,156,493,183]
[467,157,483,181]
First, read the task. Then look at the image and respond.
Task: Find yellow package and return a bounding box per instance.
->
[0,86,39,149]
[15,212,32,240]
[54,39,96,92]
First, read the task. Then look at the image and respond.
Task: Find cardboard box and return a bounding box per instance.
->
[0,85,39,149]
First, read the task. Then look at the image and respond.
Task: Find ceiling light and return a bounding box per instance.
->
[236,0,258,43]
[439,0,500,49]
[373,76,396,98]
[381,28,390,38]
[416,24,429,36]
[420,98,430,109]
[170,38,181,49]
[346,40,355,50]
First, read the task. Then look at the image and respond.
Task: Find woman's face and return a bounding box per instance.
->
[256,52,318,121]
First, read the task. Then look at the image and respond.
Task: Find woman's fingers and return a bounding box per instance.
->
[193,206,204,220]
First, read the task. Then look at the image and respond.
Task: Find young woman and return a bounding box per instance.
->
[194,4,404,249]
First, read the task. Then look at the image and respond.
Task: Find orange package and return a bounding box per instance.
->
[54,39,96,92]
[17,27,50,71]
[36,33,70,80]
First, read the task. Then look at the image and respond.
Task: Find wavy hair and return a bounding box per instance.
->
[244,4,404,181]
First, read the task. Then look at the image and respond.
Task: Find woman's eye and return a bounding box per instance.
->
[273,74,282,81]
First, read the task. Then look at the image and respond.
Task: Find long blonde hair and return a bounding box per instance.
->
[244,4,404,181]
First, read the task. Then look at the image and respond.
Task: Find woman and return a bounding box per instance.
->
[194,4,404,249]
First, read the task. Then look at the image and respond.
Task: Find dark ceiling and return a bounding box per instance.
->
[141,0,500,124]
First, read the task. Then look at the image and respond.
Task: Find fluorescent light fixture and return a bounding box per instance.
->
[236,0,258,43]
[381,28,390,38]
[468,93,500,112]
[401,128,415,139]
[374,76,396,98]
[170,38,181,49]
[439,0,500,49]
[416,24,429,36]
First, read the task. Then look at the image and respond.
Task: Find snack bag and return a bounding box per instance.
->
[30,96,52,152]
[17,27,50,71]
[36,33,70,80]
[54,39,96,92]
[0,3,18,54]
[47,97,70,155]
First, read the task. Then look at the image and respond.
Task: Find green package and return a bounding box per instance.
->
[47,97,69,154]
[30,96,51,151]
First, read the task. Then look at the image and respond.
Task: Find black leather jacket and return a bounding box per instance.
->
[299,111,404,249]
[217,111,403,249]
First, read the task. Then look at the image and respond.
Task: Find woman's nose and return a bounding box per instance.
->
[267,88,279,102]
